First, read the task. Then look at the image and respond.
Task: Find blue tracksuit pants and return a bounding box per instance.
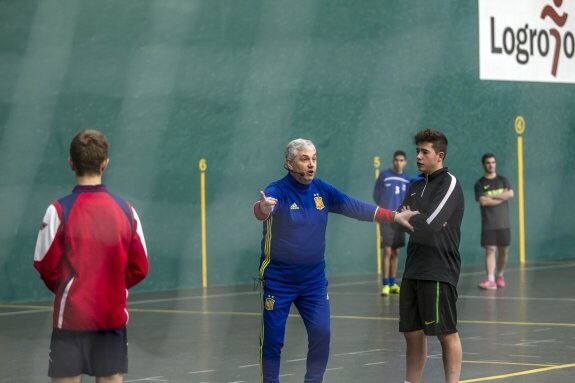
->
[259,277,330,383]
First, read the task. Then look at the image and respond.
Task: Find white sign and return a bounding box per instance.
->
[479,0,575,83]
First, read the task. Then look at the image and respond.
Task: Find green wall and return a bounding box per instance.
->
[1,0,574,302]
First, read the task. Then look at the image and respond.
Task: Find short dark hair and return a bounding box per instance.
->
[482,153,496,164]
[393,150,406,159]
[69,129,109,176]
[414,129,448,158]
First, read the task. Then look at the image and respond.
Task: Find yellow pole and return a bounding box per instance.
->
[374,156,381,275]
[515,117,526,264]
[199,158,208,288]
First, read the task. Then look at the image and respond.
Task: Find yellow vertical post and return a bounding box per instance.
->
[515,117,526,264]
[199,158,208,288]
[374,156,381,275]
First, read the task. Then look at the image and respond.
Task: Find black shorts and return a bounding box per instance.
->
[48,327,128,378]
[399,279,458,336]
[379,223,405,249]
[481,228,511,247]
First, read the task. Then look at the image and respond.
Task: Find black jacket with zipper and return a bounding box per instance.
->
[400,167,464,287]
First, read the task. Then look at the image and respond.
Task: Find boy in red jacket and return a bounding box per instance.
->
[34,129,149,383]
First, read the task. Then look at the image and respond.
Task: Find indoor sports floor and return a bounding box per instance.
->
[1,260,574,382]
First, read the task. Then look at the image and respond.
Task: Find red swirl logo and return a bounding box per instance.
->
[540,0,569,76]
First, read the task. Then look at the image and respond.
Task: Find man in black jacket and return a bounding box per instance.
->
[398,129,464,383]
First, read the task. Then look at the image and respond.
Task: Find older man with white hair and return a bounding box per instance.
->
[253,138,416,383]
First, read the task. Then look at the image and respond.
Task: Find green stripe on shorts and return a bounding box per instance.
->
[436,281,440,324]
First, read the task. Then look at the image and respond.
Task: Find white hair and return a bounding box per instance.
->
[284,139,316,161]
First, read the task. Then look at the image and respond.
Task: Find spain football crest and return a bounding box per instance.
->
[265,295,275,310]
[314,195,325,210]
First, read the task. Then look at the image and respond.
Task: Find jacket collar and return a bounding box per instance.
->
[72,184,108,192]
[425,167,448,181]
[286,173,312,190]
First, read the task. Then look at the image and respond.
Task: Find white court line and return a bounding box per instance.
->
[458,295,575,302]
[333,348,391,356]
[364,361,388,366]
[125,377,167,382]
[509,339,561,346]
[459,336,486,341]
[130,291,258,305]
[325,367,344,371]
[188,369,216,374]
[459,262,575,276]
[0,309,50,316]
[285,358,306,363]
[238,364,258,368]
[329,291,575,303]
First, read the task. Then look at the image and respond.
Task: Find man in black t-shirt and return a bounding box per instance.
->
[474,153,514,290]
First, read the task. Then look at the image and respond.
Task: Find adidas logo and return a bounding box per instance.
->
[290,203,299,210]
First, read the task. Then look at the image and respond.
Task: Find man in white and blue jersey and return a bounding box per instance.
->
[373,150,410,295]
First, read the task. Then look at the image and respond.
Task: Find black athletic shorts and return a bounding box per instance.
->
[481,228,511,247]
[48,327,128,378]
[399,279,458,336]
[379,223,405,249]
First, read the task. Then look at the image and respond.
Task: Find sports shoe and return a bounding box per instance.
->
[496,275,506,288]
[478,279,497,290]
[389,283,401,294]
[381,285,390,296]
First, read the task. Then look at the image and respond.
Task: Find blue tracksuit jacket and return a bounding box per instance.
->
[258,173,379,383]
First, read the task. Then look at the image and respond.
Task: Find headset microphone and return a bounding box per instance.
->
[283,164,305,177]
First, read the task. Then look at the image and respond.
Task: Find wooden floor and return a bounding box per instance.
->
[1,260,575,382]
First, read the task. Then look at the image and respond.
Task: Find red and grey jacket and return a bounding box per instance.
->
[33,184,148,330]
